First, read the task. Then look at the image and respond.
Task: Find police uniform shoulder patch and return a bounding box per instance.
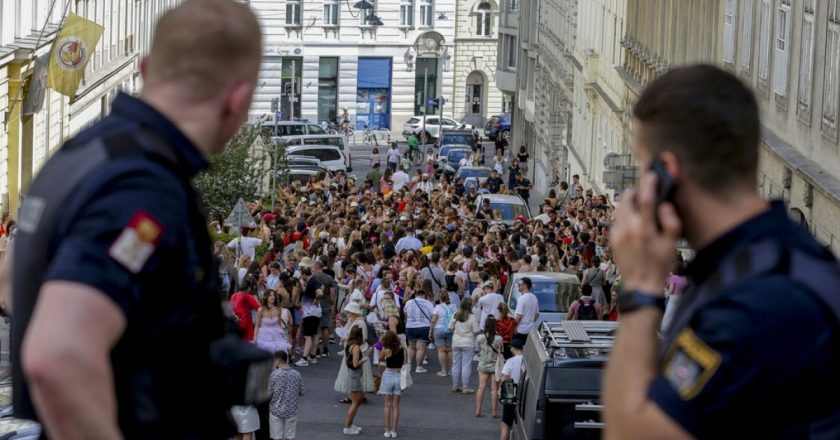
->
[108,211,163,273]
[663,327,722,400]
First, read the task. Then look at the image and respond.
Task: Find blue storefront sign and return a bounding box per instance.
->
[356,57,392,130]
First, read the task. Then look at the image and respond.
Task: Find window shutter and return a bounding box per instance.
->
[724,0,737,63]
[773,5,792,95]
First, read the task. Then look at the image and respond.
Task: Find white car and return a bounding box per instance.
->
[402,116,474,142]
[285,145,346,173]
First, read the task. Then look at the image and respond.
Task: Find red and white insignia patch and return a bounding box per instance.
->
[108,211,163,273]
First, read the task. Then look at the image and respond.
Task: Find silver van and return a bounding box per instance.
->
[286,145,346,173]
[273,134,352,171]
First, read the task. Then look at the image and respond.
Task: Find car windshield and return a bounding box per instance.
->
[442,134,473,145]
[440,146,468,157]
[509,280,580,313]
[489,202,529,221]
[303,137,344,149]
[458,168,491,178]
[448,150,470,163]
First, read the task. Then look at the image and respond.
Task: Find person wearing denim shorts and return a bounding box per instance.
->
[379,332,404,438]
[430,291,456,376]
[403,289,435,373]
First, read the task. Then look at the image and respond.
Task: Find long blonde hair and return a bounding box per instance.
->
[454,297,472,322]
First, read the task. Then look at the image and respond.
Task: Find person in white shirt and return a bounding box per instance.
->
[500,338,525,440]
[395,229,423,254]
[387,144,401,172]
[477,282,505,328]
[459,156,470,169]
[416,173,434,194]
[403,286,436,373]
[513,277,539,347]
[391,165,411,192]
[227,234,263,261]
[266,262,282,290]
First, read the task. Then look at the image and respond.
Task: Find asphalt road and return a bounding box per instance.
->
[293,344,502,440]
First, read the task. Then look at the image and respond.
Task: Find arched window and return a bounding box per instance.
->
[476,2,492,36]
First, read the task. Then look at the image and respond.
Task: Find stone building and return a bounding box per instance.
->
[451,0,502,127]
[0,0,179,215]
[719,0,840,252]
[247,0,458,131]
[495,0,577,193]
[569,0,627,199]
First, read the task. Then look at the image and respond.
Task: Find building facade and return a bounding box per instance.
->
[451,0,502,128]
[247,0,460,132]
[496,0,577,193]
[0,0,181,216]
[569,0,627,198]
[719,0,840,252]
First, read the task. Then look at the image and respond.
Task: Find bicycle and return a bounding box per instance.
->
[363,126,378,146]
[406,145,424,166]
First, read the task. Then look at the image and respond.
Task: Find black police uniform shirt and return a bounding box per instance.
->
[649,201,840,439]
[43,93,232,438]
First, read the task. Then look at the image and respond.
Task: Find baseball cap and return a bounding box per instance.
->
[516,215,529,225]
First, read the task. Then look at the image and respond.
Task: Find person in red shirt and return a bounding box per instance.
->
[230,275,261,341]
[495,303,517,360]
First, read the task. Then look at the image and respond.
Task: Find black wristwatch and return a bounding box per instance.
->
[618,289,666,314]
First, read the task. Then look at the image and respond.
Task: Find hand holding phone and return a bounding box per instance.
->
[648,157,677,230]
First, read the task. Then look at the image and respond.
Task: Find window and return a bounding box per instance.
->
[318,58,339,124]
[773,2,792,96]
[824,0,840,126]
[324,0,339,26]
[286,0,301,26]
[476,2,492,36]
[400,0,414,26]
[420,0,433,27]
[509,0,518,12]
[798,0,816,115]
[723,0,738,63]
[758,0,771,81]
[504,35,517,70]
[742,0,754,69]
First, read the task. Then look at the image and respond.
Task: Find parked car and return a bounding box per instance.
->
[274,134,352,171]
[474,193,532,225]
[262,120,326,138]
[281,166,333,186]
[285,145,346,172]
[402,115,474,142]
[505,272,581,324]
[484,114,511,142]
[440,148,473,177]
[455,166,492,184]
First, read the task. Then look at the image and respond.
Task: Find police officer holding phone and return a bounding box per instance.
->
[604,65,840,439]
[0,1,267,438]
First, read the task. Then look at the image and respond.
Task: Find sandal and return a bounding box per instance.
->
[339,398,352,404]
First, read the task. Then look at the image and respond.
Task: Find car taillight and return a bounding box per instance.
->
[493,123,500,128]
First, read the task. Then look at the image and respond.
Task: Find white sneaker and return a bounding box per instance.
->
[384,431,392,438]
[351,425,363,433]
[343,427,360,435]
[294,358,309,367]
[415,366,428,373]
[422,357,429,365]
[391,432,398,438]
[428,343,436,349]
[309,356,318,364]
[436,370,447,377]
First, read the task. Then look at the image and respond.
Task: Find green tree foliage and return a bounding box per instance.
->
[193,123,275,221]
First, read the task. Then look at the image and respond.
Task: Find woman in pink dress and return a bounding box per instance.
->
[253,289,292,354]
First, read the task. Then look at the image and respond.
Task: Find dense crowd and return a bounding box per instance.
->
[211,147,651,439]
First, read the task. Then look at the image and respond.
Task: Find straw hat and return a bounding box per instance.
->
[343,302,364,316]
[299,257,313,268]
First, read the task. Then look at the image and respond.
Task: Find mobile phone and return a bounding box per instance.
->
[648,157,677,230]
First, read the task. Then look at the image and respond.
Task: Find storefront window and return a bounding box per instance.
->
[318,57,339,124]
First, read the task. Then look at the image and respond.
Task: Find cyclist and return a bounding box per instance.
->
[407,134,420,160]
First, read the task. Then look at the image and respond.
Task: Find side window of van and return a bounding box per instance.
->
[308,125,326,134]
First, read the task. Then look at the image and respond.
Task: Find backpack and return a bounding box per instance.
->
[345,345,360,370]
[577,298,598,320]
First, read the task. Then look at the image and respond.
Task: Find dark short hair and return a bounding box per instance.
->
[632,64,759,195]
[520,277,532,290]
[274,350,289,363]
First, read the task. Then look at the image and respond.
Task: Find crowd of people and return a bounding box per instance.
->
[210,139,653,439]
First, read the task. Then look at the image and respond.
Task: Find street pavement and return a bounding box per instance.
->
[293,344,501,440]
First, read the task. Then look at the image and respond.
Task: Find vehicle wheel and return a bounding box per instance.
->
[412,150,424,166]
[346,127,355,137]
[326,128,338,135]
[501,130,510,142]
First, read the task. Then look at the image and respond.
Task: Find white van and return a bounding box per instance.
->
[274,134,352,171]
[286,145,346,173]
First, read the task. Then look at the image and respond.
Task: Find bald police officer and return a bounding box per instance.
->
[0,1,263,438]
[605,65,840,439]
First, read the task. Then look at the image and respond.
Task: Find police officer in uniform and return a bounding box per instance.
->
[604,65,840,439]
[0,1,265,438]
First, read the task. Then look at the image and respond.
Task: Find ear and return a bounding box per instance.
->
[140,57,150,80]
[222,80,256,126]
[659,150,682,182]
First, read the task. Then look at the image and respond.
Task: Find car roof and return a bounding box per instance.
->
[477,194,528,204]
[442,129,473,134]
[510,272,581,284]
[287,145,341,152]
[457,166,492,172]
[282,134,343,140]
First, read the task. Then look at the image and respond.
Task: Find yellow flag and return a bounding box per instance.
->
[47,13,104,97]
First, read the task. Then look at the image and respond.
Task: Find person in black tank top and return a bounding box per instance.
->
[379,331,404,437]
